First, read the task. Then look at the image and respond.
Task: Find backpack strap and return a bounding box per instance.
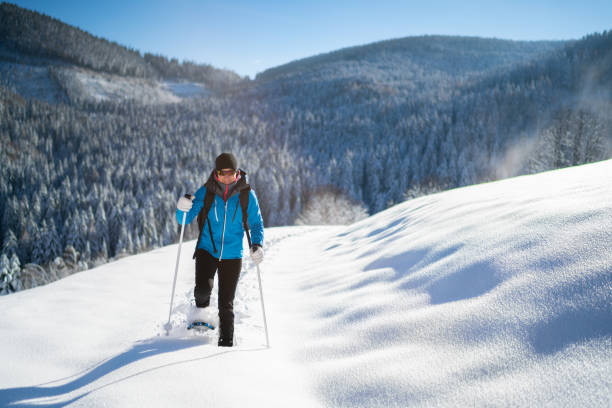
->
[192,188,216,259]
[239,188,252,248]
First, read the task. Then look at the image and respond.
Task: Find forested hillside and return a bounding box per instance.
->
[256,35,562,82]
[1,3,610,293]
[0,2,243,89]
[246,33,611,211]
[0,89,312,291]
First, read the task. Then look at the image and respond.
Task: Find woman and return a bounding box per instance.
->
[176,153,264,347]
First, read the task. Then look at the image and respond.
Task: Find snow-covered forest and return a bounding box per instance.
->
[0,3,243,88]
[1,3,611,293]
[247,33,612,211]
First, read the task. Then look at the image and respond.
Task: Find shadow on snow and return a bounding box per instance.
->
[0,337,267,407]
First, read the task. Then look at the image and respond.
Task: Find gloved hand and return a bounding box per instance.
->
[250,244,264,265]
[177,194,194,212]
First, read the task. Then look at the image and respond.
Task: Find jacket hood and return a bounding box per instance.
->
[204,169,250,200]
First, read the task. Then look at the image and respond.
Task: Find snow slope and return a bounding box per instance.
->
[0,62,212,104]
[1,160,611,407]
[56,67,212,103]
[0,62,67,104]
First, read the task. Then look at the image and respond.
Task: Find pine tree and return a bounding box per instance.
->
[31,220,47,266]
[2,229,18,256]
[99,240,109,260]
[0,253,11,295]
[92,202,109,257]
[140,205,158,250]
[46,218,63,262]
[9,253,21,292]
[161,217,176,247]
[115,224,133,255]
[82,241,92,263]
[107,207,123,257]
[62,245,79,269]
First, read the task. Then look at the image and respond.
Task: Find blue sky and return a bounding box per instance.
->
[9,0,612,78]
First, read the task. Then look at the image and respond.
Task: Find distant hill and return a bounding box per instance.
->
[257,35,563,84]
[0,2,243,90]
[242,31,611,213]
[248,35,565,115]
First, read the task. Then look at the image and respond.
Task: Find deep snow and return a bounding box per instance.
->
[1,160,611,407]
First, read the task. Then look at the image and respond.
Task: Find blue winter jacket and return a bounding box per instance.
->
[176,170,264,260]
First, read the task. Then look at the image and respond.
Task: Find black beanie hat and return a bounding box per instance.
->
[215,153,238,170]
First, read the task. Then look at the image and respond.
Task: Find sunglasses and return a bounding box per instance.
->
[217,169,237,177]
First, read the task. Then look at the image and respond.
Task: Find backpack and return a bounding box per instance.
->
[192,187,252,259]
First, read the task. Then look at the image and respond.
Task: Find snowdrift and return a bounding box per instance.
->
[279,159,612,407]
[1,160,610,407]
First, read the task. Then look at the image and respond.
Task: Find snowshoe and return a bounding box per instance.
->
[186,306,217,332]
[187,320,215,331]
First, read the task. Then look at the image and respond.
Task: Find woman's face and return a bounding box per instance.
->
[217,168,237,185]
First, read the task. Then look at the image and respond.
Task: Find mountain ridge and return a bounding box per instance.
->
[0,2,244,90]
[256,34,565,82]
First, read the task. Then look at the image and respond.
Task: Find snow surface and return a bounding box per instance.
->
[0,61,211,104]
[163,81,211,98]
[1,160,611,407]
[61,68,211,104]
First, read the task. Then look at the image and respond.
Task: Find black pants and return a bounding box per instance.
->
[194,249,242,340]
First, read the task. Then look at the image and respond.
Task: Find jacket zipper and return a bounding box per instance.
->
[218,201,228,261]
[218,185,229,261]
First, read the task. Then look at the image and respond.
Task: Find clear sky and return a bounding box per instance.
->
[8,0,612,79]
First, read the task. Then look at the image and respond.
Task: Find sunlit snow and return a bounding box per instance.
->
[1,160,610,407]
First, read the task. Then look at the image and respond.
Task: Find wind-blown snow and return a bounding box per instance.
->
[1,160,610,407]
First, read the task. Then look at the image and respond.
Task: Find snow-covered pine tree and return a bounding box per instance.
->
[2,229,18,256]
[46,218,63,262]
[115,223,133,256]
[92,202,109,257]
[0,253,11,295]
[9,253,21,292]
[62,245,79,270]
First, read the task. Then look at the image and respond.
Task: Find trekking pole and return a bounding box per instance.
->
[165,195,191,335]
[255,263,270,348]
[245,224,270,348]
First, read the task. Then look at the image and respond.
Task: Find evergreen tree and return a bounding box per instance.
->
[115,224,133,255]
[62,245,79,269]
[9,253,21,292]
[2,229,18,256]
[31,220,47,266]
[0,253,11,295]
[46,218,63,261]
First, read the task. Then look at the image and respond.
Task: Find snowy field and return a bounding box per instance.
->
[0,61,212,104]
[1,160,611,407]
[59,67,211,103]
